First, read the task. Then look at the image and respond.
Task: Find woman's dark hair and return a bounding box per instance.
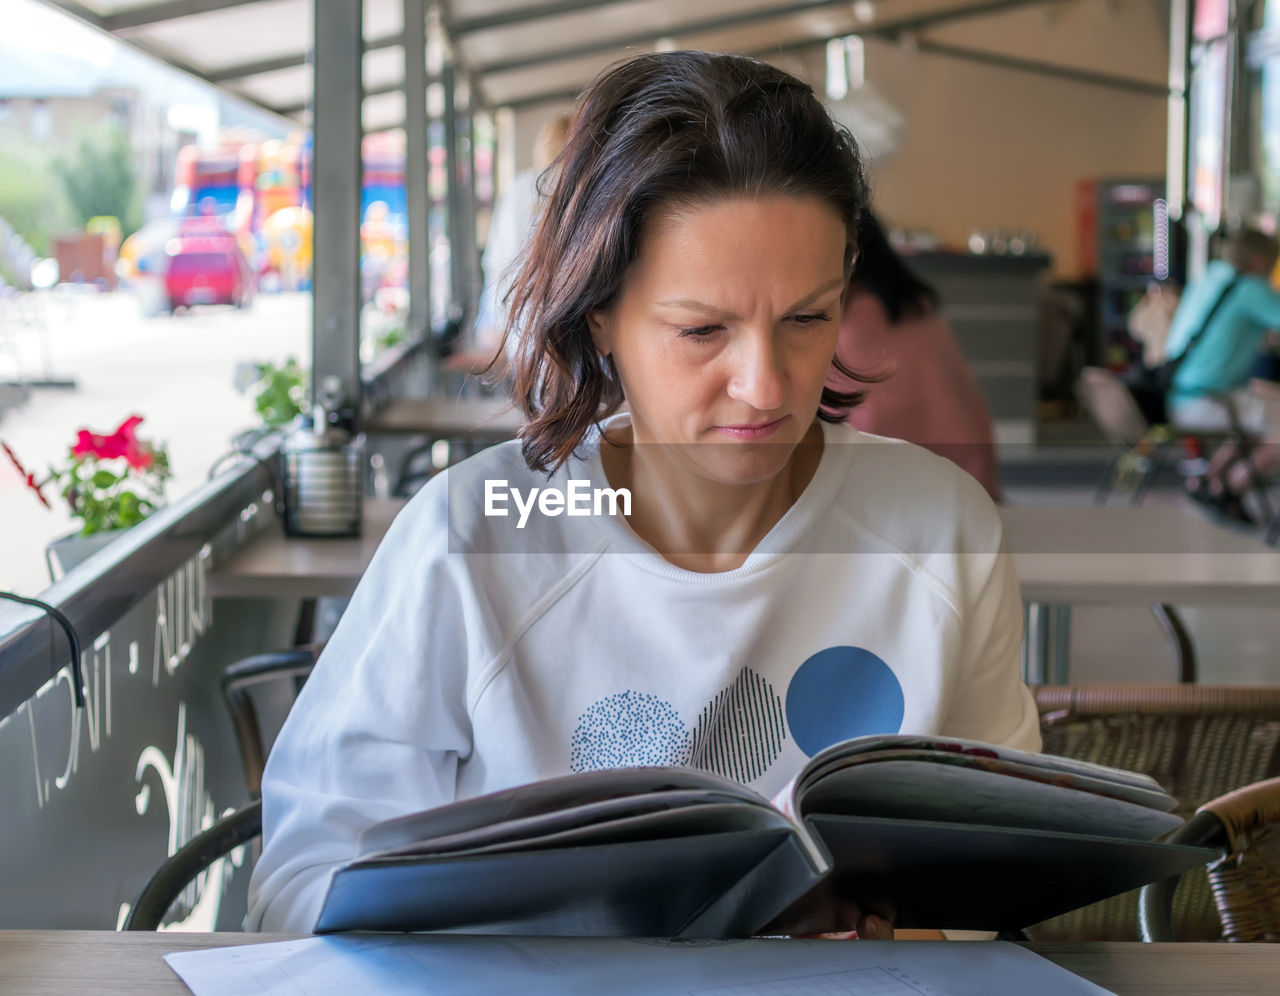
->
[504,50,872,473]
[850,211,939,324]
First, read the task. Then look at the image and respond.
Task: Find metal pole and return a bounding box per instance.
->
[458,92,479,321]
[1022,602,1041,685]
[404,0,432,337]
[1166,0,1190,222]
[442,63,465,320]
[312,0,364,424]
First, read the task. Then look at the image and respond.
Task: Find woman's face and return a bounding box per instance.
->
[588,195,847,486]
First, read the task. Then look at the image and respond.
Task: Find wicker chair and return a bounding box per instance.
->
[1027,685,1280,941]
[1140,777,1280,942]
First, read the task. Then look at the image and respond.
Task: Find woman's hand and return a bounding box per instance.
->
[803,914,894,941]
[759,887,895,939]
[795,901,895,941]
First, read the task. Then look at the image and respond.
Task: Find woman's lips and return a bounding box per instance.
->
[715,415,788,440]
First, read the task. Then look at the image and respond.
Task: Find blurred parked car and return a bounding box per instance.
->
[163,234,255,313]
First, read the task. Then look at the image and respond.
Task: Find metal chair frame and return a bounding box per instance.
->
[222,645,320,799]
[121,800,262,931]
[122,645,320,930]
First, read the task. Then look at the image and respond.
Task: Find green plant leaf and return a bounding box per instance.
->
[252,357,309,426]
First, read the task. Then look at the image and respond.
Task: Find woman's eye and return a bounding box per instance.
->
[677,324,722,339]
[675,313,830,338]
[791,311,832,326]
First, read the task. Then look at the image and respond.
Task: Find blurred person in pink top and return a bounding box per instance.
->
[831,213,1002,501]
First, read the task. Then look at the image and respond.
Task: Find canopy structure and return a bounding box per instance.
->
[36,0,1182,414]
[39,0,1168,130]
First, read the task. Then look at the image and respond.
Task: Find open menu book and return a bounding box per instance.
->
[314,735,1213,937]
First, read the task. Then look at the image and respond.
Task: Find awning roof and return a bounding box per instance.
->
[40,0,1167,131]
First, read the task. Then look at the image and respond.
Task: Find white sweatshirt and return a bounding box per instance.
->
[246,420,1040,932]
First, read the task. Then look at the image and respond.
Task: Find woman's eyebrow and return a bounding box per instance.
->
[656,277,846,320]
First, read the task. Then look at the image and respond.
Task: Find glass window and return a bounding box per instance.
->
[1190,38,1230,226]
[1249,1,1280,213]
[1188,0,1234,228]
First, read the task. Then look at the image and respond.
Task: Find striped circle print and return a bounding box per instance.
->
[687,668,786,783]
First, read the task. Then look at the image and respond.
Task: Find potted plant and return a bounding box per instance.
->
[3,415,172,580]
[235,358,308,427]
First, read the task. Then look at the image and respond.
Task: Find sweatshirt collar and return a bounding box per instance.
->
[565,416,855,581]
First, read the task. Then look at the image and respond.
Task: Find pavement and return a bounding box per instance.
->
[0,288,309,595]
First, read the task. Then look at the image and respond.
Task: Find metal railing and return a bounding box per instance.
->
[0,433,283,721]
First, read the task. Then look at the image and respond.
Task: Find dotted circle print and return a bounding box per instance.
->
[569,691,692,772]
[687,668,786,783]
[785,646,904,757]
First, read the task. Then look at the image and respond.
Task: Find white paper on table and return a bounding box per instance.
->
[164,935,1115,996]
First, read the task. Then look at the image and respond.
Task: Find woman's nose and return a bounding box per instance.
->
[726,331,786,411]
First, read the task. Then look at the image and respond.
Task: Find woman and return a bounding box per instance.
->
[247,51,1040,936]
[834,213,1001,501]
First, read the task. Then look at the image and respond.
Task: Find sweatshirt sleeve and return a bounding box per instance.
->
[936,499,1040,945]
[245,483,474,932]
[940,508,1041,756]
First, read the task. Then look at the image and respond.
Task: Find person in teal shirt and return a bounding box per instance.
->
[1165,228,1280,521]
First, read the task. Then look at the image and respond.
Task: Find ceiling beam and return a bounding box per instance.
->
[472,0,1068,76]
[501,86,583,112]
[67,26,306,125]
[37,1,107,29]
[869,0,1069,37]
[207,52,309,83]
[205,31,405,84]
[471,0,862,75]
[454,0,704,36]
[270,81,410,117]
[103,0,263,32]
[32,0,321,127]
[916,41,1169,96]
[494,0,1154,109]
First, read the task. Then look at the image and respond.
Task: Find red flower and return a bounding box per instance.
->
[71,415,155,470]
[72,429,121,460]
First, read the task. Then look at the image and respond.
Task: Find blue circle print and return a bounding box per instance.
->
[785,646,905,757]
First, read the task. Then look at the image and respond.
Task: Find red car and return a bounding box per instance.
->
[163,236,254,312]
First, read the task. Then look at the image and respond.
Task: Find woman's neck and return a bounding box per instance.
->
[599,421,825,573]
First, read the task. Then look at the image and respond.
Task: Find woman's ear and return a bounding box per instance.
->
[586,309,612,357]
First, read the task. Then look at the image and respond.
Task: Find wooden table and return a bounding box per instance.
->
[1003,504,1280,607]
[0,931,1276,994]
[365,396,524,438]
[1001,503,1280,682]
[213,499,1280,602]
[209,500,404,599]
[211,499,1280,681]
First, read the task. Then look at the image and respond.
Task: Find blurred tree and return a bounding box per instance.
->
[0,140,67,256]
[56,125,142,239]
